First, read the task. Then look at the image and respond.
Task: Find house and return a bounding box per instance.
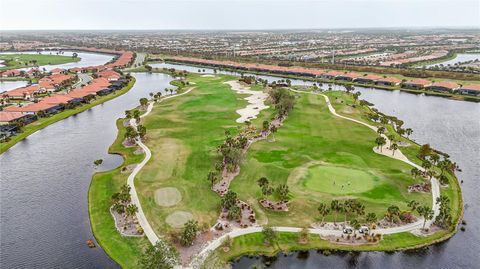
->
[69,67,82,73]
[38,81,56,93]
[2,85,41,100]
[0,111,36,125]
[96,70,121,81]
[354,74,383,84]
[50,68,65,75]
[4,101,63,115]
[458,84,480,96]
[1,69,22,77]
[401,79,432,90]
[425,81,460,93]
[335,72,361,81]
[320,71,343,80]
[375,77,402,86]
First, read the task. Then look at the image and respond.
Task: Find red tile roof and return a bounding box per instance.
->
[461,84,480,91]
[0,111,26,122]
[4,102,59,113]
[404,79,431,86]
[429,81,460,89]
[376,76,402,84]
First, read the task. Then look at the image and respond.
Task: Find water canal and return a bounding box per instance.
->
[0,73,175,268]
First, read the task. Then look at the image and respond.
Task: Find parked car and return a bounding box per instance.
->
[343,228,353,234]
[358,226,369,234]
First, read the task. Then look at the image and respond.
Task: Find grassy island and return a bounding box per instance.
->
[88,72,462,268]
[0,53,80,70]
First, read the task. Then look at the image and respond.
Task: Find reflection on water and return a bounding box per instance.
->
[0,73,174,268]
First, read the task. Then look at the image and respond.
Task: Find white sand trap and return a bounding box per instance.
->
[201,74,215,77]
[224,80,269,123]
[166,211,193,228]
[154,187,182,207]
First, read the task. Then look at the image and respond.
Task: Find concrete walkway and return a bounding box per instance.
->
[188,89,441,268]
[127,87,195,245]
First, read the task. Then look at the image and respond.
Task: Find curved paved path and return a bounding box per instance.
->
[188,89,441,268]
[127,87,195,245]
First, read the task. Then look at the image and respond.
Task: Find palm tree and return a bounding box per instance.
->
[411,167,421,179]
[375,136,387,152]
[417,205,434,229]
[408,200,419,212]
[330,200,340,224]
[126,204,139,219]
[317,203,330,224]
[389,142,398,156]
[366,212,377,226]
[270,125,277,141]
[386,205,400,225]
[377,126,386,135]
[405,128,413,138]
[207,171,217,187]
[257,177,269,188]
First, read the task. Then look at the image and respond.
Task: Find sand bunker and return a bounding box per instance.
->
[154,187,182,207]
[224,81,269,123]
[166,211,193,228]
[201,74,215,77]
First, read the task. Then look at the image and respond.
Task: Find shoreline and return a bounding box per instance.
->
[155,60,480,103]
[0,78,136,154]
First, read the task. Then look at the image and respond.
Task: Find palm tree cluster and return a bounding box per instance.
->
[216,129,248,172]
[257,177,290,201]
[111,184,138,219]
[434,195,453,229]
[322,199,366,227]
[221,190,241,221]
[268,87,295,117]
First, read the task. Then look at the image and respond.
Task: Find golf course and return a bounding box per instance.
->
[0,53,80,70]
[89,71,462,268]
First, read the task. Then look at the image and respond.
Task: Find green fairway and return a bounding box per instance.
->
[0,53,80,70]
[300,164,380,195]
[230,90,431,227]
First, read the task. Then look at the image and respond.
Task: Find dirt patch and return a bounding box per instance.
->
[166,211,193,228]
[154,187,182,207]
[133,147,144,155]
[121,164,137,174]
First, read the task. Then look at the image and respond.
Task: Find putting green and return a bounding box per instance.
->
[165,211,193,228]
[154,187,182,207]
[301,165,380,194]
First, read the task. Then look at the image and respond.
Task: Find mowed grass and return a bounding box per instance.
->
[0,53,80,70]
[302,164,380,195]
[230,91,431,226]
[135,74,250,234]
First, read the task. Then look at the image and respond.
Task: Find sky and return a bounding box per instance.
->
[0,0,479,30]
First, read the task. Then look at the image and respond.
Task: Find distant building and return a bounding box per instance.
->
[425,81,460,93]
[458,84,480,96]
[401,79,432,90]
[375,77,402,86]
[353,74,382,84]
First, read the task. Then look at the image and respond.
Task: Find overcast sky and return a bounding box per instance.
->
[0,0,479,30]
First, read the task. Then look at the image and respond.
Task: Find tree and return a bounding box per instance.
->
[145,65,153,72]
[330,200,341,224]
[257,177,269,188]
[411,167,421,179]
[389,142,398,156]
[125,126,138,143]
[418,144,432,159]
[430,153,440,165]
[350,218,361,233]
[405,128,413,138]
[221,190,237,210]
[180,220,198,246]
[126,204,138,219]
[137,125,147,139]
[353,91,361,103]
[207,171,217,187]
[408,200,420,212]
[139,97,149,108]
[276,184,290,201]
[262,120,269,132]
[317,202,330,224]
[138,240,179,269]
[422,160,432,171]
[386,205,400,225]
[417,205,434,229]
[270,125,277,141]
[375,136,387,152]
[262,226,277,246]
[377,126,386,135]
[261,185,274,197]
[125,110,132,119]
[227,205,241,220]
[366,212,377,226]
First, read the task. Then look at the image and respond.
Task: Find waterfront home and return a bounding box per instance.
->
[458,84,480,96]
[2,85,41,100]
[375,76,402,86]
[96,70,121,81]
[320,70,344,80]
[50,68,65,75]
[354,74,383,84]
[425,81,460,93]
[4,101,63,115]
[401,79,432,89]
[69,67,82,73]
[1,69,22,77]
[0,111,36,126]
[335,72,361,81]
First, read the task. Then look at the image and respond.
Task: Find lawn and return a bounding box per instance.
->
[0,53,80,70]
[230,90,432,227]
[135,74,257,234]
